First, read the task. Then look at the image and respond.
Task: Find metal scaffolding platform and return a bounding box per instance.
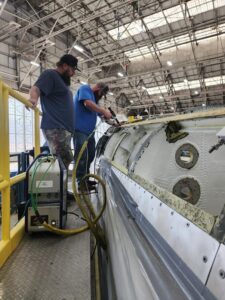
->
[0,206,91,300]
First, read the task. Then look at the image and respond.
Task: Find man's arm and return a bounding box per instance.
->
[84,100,112,119]
[29,85,40,107]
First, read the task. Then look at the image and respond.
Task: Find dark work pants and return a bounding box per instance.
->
[73,131,95,184]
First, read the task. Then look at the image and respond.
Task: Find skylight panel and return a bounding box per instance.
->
[108,25,129,40]
[175,34,190,44]
[128,20,146,35]
[125,21,225,60]
[147,85,167,95]
[144,76,224,97]
[143,11,166,30]
[174,82,189,91]
[187,80,201,89]
[163,5,184,23]
[108,20,145,40]
[125,45,153,59]
[187,0,213,16]
[108,0,225,41]
[205,76,225,86]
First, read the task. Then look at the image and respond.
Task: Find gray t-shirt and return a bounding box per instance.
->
[35,69,74,133]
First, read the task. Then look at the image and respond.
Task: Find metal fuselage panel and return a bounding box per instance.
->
[98,114,225,300]
[104,117,225,216]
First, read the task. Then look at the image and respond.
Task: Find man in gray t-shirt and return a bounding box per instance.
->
[28,54,79,169]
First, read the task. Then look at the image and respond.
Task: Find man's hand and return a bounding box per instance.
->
[102,109,112,120]
[26,99,37,111]
[26,86,40,110]
[84,100,112,119]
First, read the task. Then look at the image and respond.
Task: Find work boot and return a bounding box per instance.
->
[87,180,97,186]
[67,191,75,202]
[78,181,96,193]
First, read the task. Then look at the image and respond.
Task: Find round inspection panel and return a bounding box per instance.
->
[175,143,199,169]
[172,178,201,205]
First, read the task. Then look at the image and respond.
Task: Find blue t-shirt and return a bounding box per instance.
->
[74,85,97,135]
[35,69,74,133]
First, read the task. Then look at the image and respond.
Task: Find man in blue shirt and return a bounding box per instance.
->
[73,83,112,190]
[28,54,79,169]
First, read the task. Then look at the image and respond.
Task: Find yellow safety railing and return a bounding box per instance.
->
[0,80,41,267]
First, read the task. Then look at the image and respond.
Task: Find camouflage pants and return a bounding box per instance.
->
[43,129,73,169]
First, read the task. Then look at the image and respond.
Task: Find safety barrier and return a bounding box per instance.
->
[0,80,41,267]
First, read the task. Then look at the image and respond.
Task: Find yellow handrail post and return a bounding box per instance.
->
[0,83,10,241]
[34,109,40,157]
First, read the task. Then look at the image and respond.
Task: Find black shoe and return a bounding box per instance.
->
[87,180,97,186]
[67,191,74,201]
[78,183,96,193]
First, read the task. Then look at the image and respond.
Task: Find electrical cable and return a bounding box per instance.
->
[67,211,86,222]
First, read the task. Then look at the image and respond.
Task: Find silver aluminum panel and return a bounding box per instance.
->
[28,159,61,193]
[207,244,225,300]
[112,167,219,284]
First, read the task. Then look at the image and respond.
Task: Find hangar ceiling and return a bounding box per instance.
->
[0,0,225,115]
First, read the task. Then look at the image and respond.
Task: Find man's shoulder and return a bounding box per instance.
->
[75,84,93,102]
[41,69,57,76]
[79,84,91,92]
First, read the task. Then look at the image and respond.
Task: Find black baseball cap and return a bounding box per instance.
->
[58,54,80,71]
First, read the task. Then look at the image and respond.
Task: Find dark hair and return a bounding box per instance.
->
[96,82,109,95]
[56,54,79,70]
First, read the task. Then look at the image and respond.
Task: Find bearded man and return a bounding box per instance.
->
[29,54,79,169]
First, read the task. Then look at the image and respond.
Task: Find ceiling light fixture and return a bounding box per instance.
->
[167,61,173,66]
[45,39,55,46]
[30,61,40,67]
[194,91,199,95]
[74,45,84,52]
[130,100,134,103]
[81,81,87,85]
[117,72,124,77]
[108,92,114,95]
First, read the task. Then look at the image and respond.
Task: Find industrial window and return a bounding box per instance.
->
[9,97,44,154]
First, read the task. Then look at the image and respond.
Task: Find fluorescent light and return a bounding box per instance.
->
[45,39,55,46]
[167,61,173,66]
[159,96,163,99]
[171,106,175,110]
[202,103,206,107]
[81,81,87,85]
[130,100,134,103]
[74,45,84,52]
[118,72,124,77]
[108,92,114,95]
[30,61,40,67]
[194,91,199,95]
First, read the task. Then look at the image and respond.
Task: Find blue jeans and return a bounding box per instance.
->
[73,131,95,183]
